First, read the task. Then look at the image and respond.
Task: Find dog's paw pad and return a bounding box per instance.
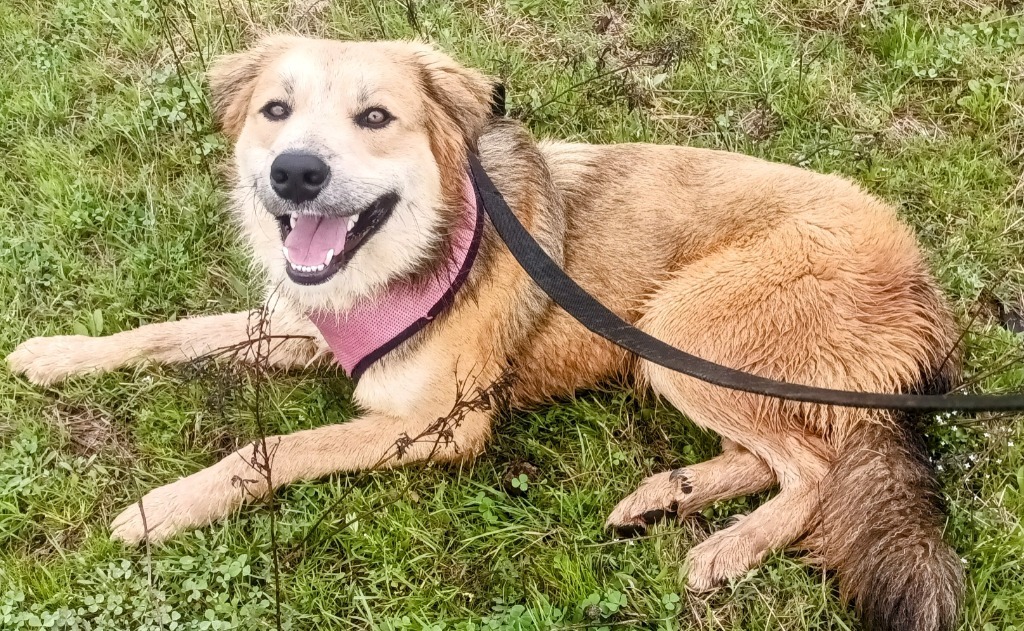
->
[610,522,647,539]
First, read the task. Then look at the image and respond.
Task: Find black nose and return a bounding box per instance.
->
[269,153,330,204]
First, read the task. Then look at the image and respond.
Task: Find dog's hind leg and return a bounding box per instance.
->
[7,296,323,385]
[605,440,775,537]
[629,234,853,591]
[679,432,831,591]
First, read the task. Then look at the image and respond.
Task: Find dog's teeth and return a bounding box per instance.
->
[324,249,334,266]
[290,214,298,228]
[282,246,290,262]
[287,259,330,274]
[348,214,359,231]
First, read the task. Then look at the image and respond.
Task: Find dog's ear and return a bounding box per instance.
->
[207,35,301,139]
[490,82,507,117]
[411,44,495,151]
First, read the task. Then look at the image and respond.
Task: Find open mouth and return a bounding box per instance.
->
[277,192,399,286]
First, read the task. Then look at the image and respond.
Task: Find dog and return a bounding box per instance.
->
[7,35,964,631]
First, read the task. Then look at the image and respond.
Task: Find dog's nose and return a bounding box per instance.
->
[269,153,330,204]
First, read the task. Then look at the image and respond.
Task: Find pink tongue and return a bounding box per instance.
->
[284,215,348,267]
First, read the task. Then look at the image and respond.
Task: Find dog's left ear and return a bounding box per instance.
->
[411,45,496,151]
[490,82,507,117]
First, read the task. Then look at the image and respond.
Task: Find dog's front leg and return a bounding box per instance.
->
[108,407,493,544]
[7,302,322,386]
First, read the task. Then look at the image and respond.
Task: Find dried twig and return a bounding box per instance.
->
[520,51,673,120]
[139,499,166,631]
[239,304,284,631]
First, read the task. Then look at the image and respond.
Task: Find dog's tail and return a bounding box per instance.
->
[810,383,964,630]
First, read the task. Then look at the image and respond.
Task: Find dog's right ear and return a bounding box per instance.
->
[207,35,300,139]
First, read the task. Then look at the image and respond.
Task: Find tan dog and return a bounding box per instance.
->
[8,36,964,631]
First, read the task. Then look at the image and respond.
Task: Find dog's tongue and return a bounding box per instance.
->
[284,215,347,266]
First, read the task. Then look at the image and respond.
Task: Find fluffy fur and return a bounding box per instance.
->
[8,35,964,631]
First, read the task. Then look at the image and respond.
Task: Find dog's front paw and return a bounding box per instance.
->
[7,335,105,386]
[111,467,262,545]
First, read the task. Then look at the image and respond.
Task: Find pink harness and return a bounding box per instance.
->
[308,177,484,381]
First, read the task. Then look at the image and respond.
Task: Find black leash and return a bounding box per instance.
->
[467,152,1024,412]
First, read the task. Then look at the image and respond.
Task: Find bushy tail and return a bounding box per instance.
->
[811,416,964,631]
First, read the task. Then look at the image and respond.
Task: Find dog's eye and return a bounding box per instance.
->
[260,101,291,121]
[356,107,393,129]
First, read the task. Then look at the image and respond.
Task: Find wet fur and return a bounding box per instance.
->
[8,36,963,630]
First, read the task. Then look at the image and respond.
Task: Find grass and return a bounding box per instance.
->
[1,0,1024,628]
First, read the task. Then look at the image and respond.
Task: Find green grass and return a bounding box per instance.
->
[2,0,1024,628]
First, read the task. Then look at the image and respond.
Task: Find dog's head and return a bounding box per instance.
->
[208,36,494,310]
